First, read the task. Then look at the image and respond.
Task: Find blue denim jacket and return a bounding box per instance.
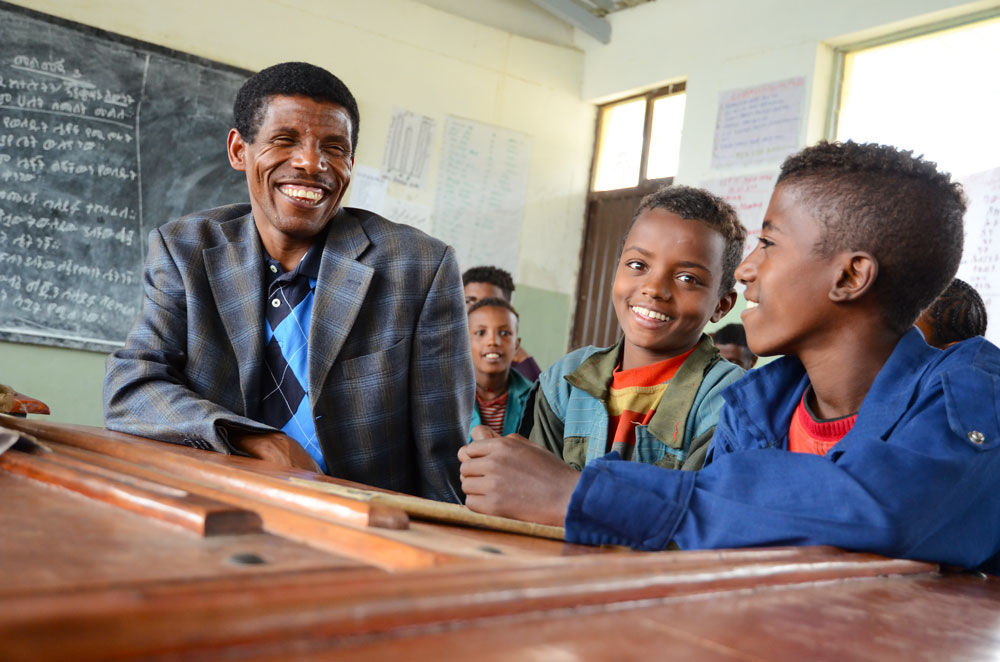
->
[532,335,743,470]
[468,368,534,442]
[566,329,1000,572]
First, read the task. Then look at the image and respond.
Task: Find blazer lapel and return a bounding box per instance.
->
[309,208,373,407]
[204,212,266,417]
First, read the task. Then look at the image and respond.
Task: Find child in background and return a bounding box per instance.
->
[463,266,542,382]
[467,298,532,442]
[712,323,757,370]
[479,186,747,472]
[460,141,1000,573]
[916,278,988,349]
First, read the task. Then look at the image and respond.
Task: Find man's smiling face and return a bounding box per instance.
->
[228,94,353,264]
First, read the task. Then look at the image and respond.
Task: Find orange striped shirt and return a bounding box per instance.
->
[606,347,696,455]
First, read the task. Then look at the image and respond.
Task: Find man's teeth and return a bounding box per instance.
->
[632,305,670,322]
[280,185,324,202]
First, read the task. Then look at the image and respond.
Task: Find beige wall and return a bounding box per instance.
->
[4,0,998,423]
[574,0,1000,333]
[2,0,593,423]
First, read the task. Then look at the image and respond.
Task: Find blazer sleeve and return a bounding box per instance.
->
[103,228,272,452]
[408,245,474,503]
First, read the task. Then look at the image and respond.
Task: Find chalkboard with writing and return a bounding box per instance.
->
[0,2,251,351]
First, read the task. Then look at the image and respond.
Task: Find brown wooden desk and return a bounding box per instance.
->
[1,415,998,661]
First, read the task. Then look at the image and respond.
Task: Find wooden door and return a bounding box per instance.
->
[570,188,652,350]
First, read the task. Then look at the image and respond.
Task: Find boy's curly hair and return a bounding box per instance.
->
[777,141,966,334]
[462,266,515,301]
[468,296,519,320]
[626,185,747,294]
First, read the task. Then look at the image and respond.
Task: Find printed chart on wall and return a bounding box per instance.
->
[432,117,531,275]
[711,78,805,169]
[956,165,1000,346]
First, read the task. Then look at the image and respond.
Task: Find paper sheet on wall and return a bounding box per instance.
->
[701,172,777,259]
[432,117,531,274]
[956,165,1000,345]
[348,164,388,215]
[383,108,436,190]
[711,78,805,169]
[384,197,432,234]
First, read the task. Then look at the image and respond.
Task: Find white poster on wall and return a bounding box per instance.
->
[701,171,778,258]
[711,77,805,169]
[348,164,388,215]
[432,116,531,274]
[956,165,1000,345]
[382,108,436,190]
[384,196,432,234]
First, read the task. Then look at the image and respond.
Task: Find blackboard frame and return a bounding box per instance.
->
[0,1,254,353]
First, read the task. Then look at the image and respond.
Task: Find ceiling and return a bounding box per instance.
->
[413,0,656,46]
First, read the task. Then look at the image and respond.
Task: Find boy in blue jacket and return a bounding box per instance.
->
[466,298,533,441]
[460,141,1000,572]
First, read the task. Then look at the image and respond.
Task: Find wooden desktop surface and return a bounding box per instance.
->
[1,414,997,661]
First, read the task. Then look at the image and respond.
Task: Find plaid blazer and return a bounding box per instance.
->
[104,204,474,502]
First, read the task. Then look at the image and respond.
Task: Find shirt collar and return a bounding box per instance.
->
[263,224,329,283]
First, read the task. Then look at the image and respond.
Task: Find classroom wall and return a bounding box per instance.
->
[1,0,594,425]
[6,0,998,425]
[575,0,1000,333]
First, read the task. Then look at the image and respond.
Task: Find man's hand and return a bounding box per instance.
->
[458,425,579,527]
[228,431,322,473]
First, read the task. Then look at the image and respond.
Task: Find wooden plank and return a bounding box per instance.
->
[0,548,938,660]
[0,415,408,531]
[0,449,261,536]
[0,471,377,599]
[289,478,565,540]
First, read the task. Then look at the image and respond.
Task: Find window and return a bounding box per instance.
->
[572,83,686,349]
[833,13,1000,177]
[591,83,686,192]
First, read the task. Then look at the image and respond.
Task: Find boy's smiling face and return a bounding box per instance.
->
[613,208,734,371]
[737,183,840,357]
[468,305,519,381]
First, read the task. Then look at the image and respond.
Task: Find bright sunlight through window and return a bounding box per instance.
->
[836,16,1000,178]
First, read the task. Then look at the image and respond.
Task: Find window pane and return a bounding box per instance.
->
[645,92,686,180]
[837,16,1000,177]
[593,98,646,191]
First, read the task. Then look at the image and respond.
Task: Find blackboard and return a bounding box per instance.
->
[0,2,252,352]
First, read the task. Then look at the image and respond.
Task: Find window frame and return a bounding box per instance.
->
[825,8,1000,140]
[588,81,686,199]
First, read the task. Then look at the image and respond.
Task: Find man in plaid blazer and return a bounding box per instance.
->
[104,62,473,503]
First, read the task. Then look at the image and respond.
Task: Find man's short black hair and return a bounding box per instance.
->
[468,296,519,321]
[777,140,966,335]
[626,185,747,295]
[712,323,748,347]
[233,62,360,150]
[462,266,515,301]
[922,278,987,346]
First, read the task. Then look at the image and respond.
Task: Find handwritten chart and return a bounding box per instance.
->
[711,78,805,169]
[701,172,777,258]
[432,117,531,274]
[957,165,1000,345]
[0,5,248,351]
[382,108,435,190]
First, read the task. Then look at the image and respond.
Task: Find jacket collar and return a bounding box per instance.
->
[308,208,374,408]
[203,207,374,415]
[721,327,937,449]
[565,334,722,448]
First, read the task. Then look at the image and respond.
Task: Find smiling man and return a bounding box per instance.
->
[104,62,473,502]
